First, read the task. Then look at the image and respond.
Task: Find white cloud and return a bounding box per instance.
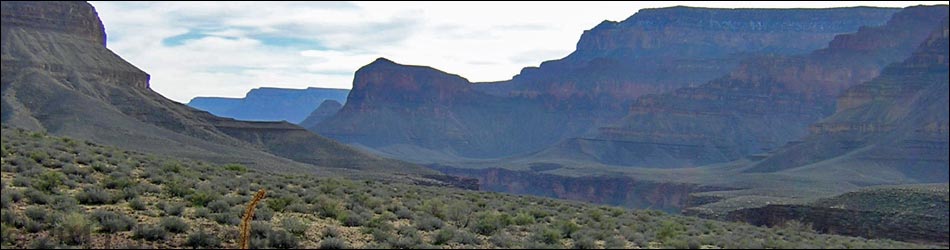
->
[89,1,947,103]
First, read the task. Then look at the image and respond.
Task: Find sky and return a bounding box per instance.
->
[89,1,947,103]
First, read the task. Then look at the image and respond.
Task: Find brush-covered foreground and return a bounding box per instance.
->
[0,127,935,249]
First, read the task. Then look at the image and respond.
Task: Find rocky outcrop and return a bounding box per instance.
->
[537,6,948,168]
[430,165,734,212]
[299,99,343,129]
[727,184,949,244]
[745,17,948,179]
[1,1,444,180]
[727,205,947,244]
[1,1,105,45]
[1,1,148,90]
[188,87,348,124]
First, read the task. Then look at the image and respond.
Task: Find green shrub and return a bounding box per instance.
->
[343,212,369,227]
[56,213,93,245]
[33,171,65,193]
[76,187,113,205]
[535,226,561,245]
[657,220,683,241]
[24,206,51,224]
[160,216,190,234]
[282,217,309,236]
[212,212,240,226]
[207,199,230,213]
[267,197,297,212]
[512,212,536,225]
[162,202,185,216]
[490,231,515,248]
[555,220,581,238]
[164,180,193,198]
[23,189,50,205]
[187,191,218,207]
[455,230,482,245]
[315,197,343,219]
[133,224,167,241]
[285,203,311,213]
[222,164,248,173]
[572,235,597,249]
[1,225,15,247]
[254,206,274,221]
[319,237,347,249]
[29,150,49,163]
[90,210,134,233]
[129,198,147,211]
[29,236,63,249]
[415,217,443,231]
[268,229,299,249]
[194,207,211,219]
[395,208,414,220]
[420,199,447,220]
[23,218,45,233]
[605,236,628,249]
[323,226,342,239]
[0,194,9,209]
[185,229,220,248]
[472,212,509,236]
[432,227,456,245]
[103,174,135,190]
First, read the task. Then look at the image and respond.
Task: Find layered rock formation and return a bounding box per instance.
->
[319,7,901,161]
[315,58,581,159]
[1,1,442,180]
[188,87,348,124]
[299,99,343,129]
[474,6,900,111]
[537,6,948,168]
[744,17,949,183]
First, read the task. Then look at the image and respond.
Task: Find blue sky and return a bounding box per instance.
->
[89,1,946,103]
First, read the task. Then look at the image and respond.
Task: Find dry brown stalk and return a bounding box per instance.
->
[240,189,266,249]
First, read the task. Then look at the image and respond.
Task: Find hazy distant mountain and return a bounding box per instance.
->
[0,1,443,180]
[299,99,343,129]
[188,87,348,124]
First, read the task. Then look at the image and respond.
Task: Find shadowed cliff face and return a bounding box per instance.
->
[537,6,948,168]
[1,1,442,179]
[299,99,343,129]
[744,17,949,182]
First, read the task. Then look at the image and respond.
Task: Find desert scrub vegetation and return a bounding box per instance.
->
[0,126,941,249]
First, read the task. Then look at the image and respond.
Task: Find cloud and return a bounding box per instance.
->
[89,1,947,103]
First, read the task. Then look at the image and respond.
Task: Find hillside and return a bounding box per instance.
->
[0,1,438,179]
[0,128,937,249]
